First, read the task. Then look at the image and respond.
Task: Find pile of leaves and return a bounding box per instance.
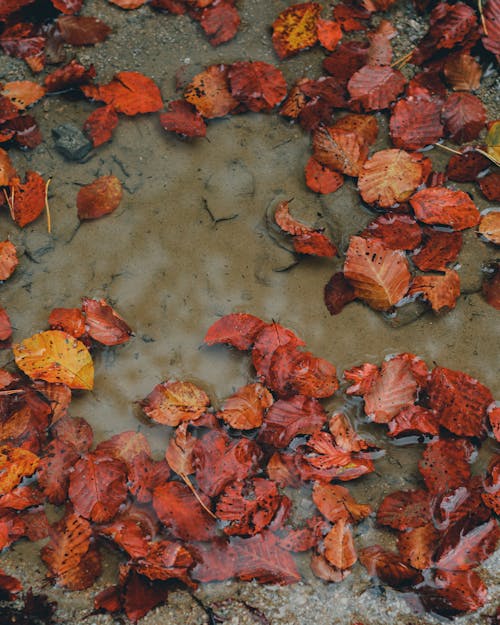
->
[0,311,497,622]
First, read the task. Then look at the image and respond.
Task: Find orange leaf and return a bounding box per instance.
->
[344,236,411,310]
[82,297,132,345]
[274,199,336,257]
[1,80,45,110]
[410,187,480,230]
[204,313,266,350]
[359,545,421,587]
[184,64,239,119]
[13,330,94,390]
[141,380,210,426]
[312,125,368,176]
[159,100,206,137]
[199,0,241,47]
[8,171,46,227]
[412,227,463,271]
[0,306,12,341]
[358,149,423,208]
[83,105,118,147]
[218,383,273,430]
[0,148,16,186]
[48,307,86,338]
[77,175,123,220]
[323,519,357,570]
[41,512,92,581]
[228,61,287,112]
[108,0,148,8]
[479,211,500,245]
[82,71,162,116]
[271,2,322,59]
[0,241,18,281]
[305,156,344,194]
[443,53,482,91]
[333,113,378,144]
[409,269,461,312]
[397,524,440,570]
[44,60,96,92]
[316,18,342,51]
[165,422,196,475]
[313,482,372,523]
[0,446,39,495]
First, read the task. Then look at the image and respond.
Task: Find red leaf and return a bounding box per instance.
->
[442,92,486,143]
[94,431,151,465]
[44,60,95,92]
[193,430,261,497]
[191,539,236,582]
[300,431,355,473]
[51,415,93,454]
[218,383,273,430]
[232,530,301,585]
[77,175,123,221]
[127,452,170,503]
[482,457,500,515]
[165,422,196,475]
[344,236,411,311]
[279,515,327,552]
[479,171,500,202]
[333,3,370,31]
[313,482,372,523]
[359,545,421,587]
[446,148,489,181]
[82,297,132,345]
[410,187,479,231]
[444,53,482,91]
[433,478,490,530]
[228,61,287,112]
[56,16,112,46]
[488,404,500,442]
[482,0,500,61]
[184,64,239,118]
[312,125,369,176]
[483,262,500,309]
[2,114,41,149]
[329,412,369,452]
[0,307,12,342]
[348,65,406,111]
[360,214,422,250]
[390,94,443,150]
[310,552,351,582]
[304,156,344,194]
[428,366,493,437]
[323,519,357,570]
[141,380,210,426]
[258,394,327,448]
[324,272,356,315]
[122,571,169,622]
[418,569,487,615]
[409,269,461,312]
[68,453,128,522]
[387,405,439,437]
[344,362,379,395]
[94,585,122,614]
[434,518,499,571]
[9,171,45,227]
[0,568,22,599]
[0,148,16,185]
[83,105,119,147]
[82,72,163,116]
[216,477,281,536]
[199,0,240,46]
[133,540,194,585]
[397,523,440,569]
[99,518,150,559]
[268,345,339,399]
[51,0,83,14]
[377,489,432,530]
[153,481,217,541]
[419,438,473,494]
[266,452,302,488]
[159,100,206,137]
[274,200,337,256]
[48,307,86,338]
[204,313,266,350]
[412,227,463,271]
[358,149,424,208]
[251,322,305,380]
[323,40,369,85]
[316,18,342,51]
[37,439,79,504]
[0,241,18,281]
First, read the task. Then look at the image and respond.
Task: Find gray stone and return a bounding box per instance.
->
[52,124,92,161]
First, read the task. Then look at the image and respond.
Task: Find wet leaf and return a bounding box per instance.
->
[377,489,432,530]
[0,148,16,185]
[83,105,119,147]
[389,94,443,150]
[199,0,240,47]
[44,60,96,92]
[419,438,473,494]
[82,71,163,115]
[344,236,411,310]
[313,482,372,523]
[127,452,170,504]
[68,453,128,522]
[397,523,440,569]
[412,227,463,271]
[56,15,112,45]
[1,81,45,110]
[443,53,482,91]
[82,298,132,345]
[133,540,194,585]
[358,149,424,208]
[359,545,421,587]
[258,394,327,448]
[304,156,344,194]
[165,422,196,475]
[482,0,500,62]
[216,477,281,536]
[153,481,216,541]
[37,439,79,504]
[418,569,487,616]
[2,114,42,149]
[478,171,500,202]
[141,380,210,426]
[271,2,322,59]
[442,92,486,143]
[0,446,39,495]
[159,100,206,137]
[9,171,46,227]
[323,519,357,570]
[485,120,500,162]
[48,307,86,338]
[434,518,499,571]
[218,383,273,430]
[77,175,123,221]
[51,415,93,454]
[251,322,304,380]
[312,125,369,177]
[108,0,148,8]
[478,211,500,245]
[0,307,12,342]
[348,65,406,111]
[184,64,239,118]
[228,61,287,112]
[274,200,337,257]
[204,313,266,350]
[360,214,422,250]
[409,269,461,313]
[0,241,18,281]
[446,149,490,182]
[428,366,493,437]
[410,187,480,231]
[316,18,342,51]
[94,431,151,465]
[324,272,356,315]
[387,405,439,437]
[13,330,94,390]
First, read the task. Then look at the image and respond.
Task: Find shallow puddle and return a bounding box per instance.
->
[1,0,499,623]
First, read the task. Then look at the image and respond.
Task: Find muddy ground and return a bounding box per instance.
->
[0,0,499,623]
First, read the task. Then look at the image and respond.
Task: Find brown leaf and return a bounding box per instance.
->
[410,187,480,230]
[409,269,461,312]
[141,380,210,426]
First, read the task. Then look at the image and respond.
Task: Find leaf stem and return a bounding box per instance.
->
[45,178,52,234]
[433,143,462,155]
[180,472,217,519]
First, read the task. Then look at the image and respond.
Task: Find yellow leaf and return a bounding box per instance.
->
[0,446,39,495]
[272,2,322,59]
[486,121,500,163]
[13,330,94,390]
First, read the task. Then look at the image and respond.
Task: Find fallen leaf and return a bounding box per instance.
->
[0,148,16,185]
[82,298,132,345]
[13,330,94,390]
[348,65,406,111]
[83,105,119,147]
[312,125,369,176]
[442,92,486,143]
[443,53,482,91]
[94,431,151,465]
[410,187,480,231]
[251,322,305,380]
[360,214,422,250]
[44,60,96,92]
[274,200,337,257]
[82,71,163,115]
[324,272,357,315]
[8,171,46,227]
[409,269,461,312]
[387,405,439,437]
[108,0,148,8]
[435,518,499,571]
[313,482,372,523]
[316,18,342,51]
[389,94,443,150]
[77,175,123,220]
[204,313,267,350]
[358,149,423,208]
[344,236,411,310]
[141,380,210,426]
[478,172,500,202]
[199,0,240,47]
[228,61,287,112]
[419,438,473,494]
[377,489,432,530]
[323,519,357,570]
[56,15,112,45]
[446,149,490,181]
[418,569,487,616]
[0,446,39,495]
[184,64,239,118]
[412,227,463,271]
[323,40,369,85]
[478,211,500,245]
[159,100,207,137]
[218,383,273,429]
[1,80,45,110]
[359,545,421,587]
[48,307,86,338]
[304,156,344,194]
[397,524,440,569]
[271,2,322,59]
[0,241,18,281]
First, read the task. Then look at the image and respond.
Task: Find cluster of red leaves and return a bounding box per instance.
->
[0,312,378,622]
[345,354,499,616]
